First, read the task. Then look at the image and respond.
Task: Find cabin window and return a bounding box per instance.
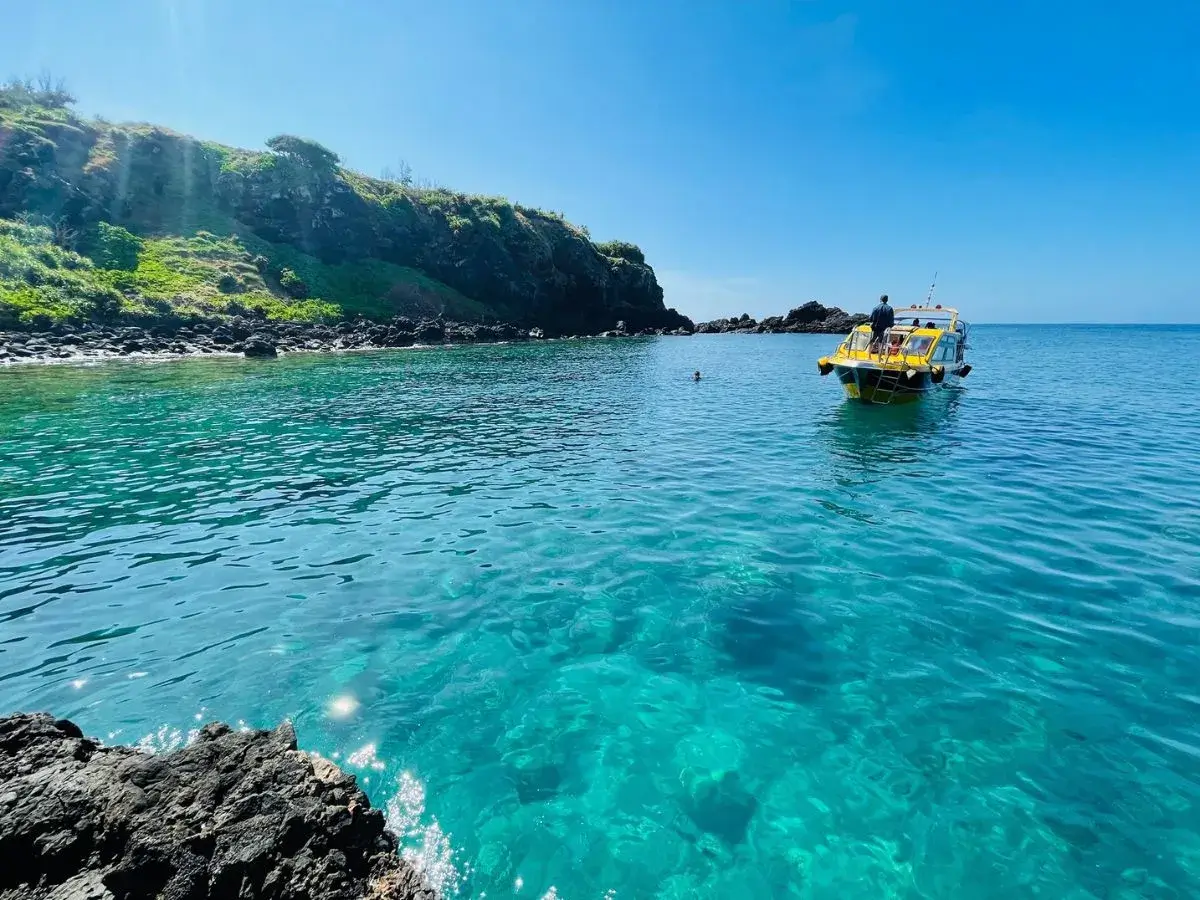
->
[934,335,958,362]
[903,335,934,356]
[847,331,871,351]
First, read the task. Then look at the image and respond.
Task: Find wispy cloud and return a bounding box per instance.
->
[794,12,861,57]
[785,13,889,116]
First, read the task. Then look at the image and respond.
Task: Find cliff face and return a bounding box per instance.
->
[0,86,690,335]
[0,713,432,900]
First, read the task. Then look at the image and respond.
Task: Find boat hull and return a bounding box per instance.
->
[834,364,934,405]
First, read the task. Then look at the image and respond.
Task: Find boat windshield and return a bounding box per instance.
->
[903,335,935,356]
[846,330,871,352]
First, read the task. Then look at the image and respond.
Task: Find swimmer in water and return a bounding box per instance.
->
[693,371,701,381]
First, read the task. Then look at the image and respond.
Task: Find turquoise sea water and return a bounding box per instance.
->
[2,327,1200,898]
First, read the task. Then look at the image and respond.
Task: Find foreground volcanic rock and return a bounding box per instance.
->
[0,713,432,900]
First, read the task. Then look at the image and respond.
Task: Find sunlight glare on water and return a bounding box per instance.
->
[2,328,1200,898]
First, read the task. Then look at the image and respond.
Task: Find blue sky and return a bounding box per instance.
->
[5,0,1198,323]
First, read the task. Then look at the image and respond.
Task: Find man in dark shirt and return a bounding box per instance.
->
[869,294,894,349]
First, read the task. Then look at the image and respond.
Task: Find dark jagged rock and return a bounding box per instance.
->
[697,302,868,335]
[0,713,433,900]
[242,336,279,358]
[0,312,703,364]
[784,301,829,325]
[414,321,445,344]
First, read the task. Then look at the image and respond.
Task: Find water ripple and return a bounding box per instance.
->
[2,330,1200,897]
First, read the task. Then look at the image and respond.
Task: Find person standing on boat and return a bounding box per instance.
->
[869,294,894,349]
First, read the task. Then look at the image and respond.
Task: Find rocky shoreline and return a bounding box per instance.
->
[0,303,867,366]
[0,713,433,900]
[0,316,699,364]
[696,301,867,335]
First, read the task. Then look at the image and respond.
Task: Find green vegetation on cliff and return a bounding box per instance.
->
[0,218,121,325]
[0,78,689,333]
[0,218,339,327]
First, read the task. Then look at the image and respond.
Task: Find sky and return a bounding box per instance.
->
[3,0,1198,323]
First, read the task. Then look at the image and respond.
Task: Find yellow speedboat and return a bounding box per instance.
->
[817,304,973,404]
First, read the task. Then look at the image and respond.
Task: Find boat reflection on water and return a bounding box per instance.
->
[814,388,964,488]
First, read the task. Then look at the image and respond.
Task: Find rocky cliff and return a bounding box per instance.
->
[0,81,691,336]
[0,713,432,900]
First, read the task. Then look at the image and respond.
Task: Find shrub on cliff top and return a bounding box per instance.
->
[380,160,414,186]
[265,134,340,169]
[595,240,645,265]
[0,74,75,111]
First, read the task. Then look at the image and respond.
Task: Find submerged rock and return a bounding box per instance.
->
[681,770,759,846]
[0,713,433,900]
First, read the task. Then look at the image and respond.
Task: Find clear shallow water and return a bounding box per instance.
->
[2,327,1200,899]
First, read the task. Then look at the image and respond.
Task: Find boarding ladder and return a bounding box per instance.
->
[869,329,908,404]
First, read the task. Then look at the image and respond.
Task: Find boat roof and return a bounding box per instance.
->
[895,304,964,322]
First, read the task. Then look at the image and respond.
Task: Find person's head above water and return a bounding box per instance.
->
[693,371,701,381]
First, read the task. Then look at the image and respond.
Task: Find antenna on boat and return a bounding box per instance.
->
[924,271,939,306]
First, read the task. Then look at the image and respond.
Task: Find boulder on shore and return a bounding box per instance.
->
[0,713,433,900]
[242,336,279,358]
[696,301,868,334]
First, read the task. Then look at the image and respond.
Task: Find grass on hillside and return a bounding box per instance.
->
[0,219,341,326]
[0,217,493,328]
[0,219,122,326]
[98,231,342,323]
[227,227,495,322]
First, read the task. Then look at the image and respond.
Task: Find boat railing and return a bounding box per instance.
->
[869,327,914,363]
[838,325,941,365]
